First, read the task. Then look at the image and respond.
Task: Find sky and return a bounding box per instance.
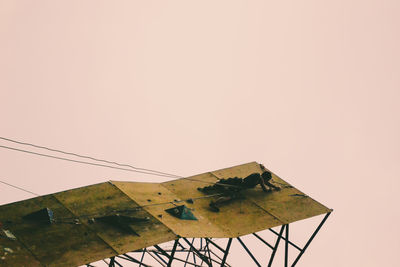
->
[0,1,399,266]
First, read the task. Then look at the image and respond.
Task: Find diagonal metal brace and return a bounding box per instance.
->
[182,237,212,266]
[291,212,331,267]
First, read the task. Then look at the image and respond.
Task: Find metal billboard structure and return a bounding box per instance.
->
[0,162,331,266]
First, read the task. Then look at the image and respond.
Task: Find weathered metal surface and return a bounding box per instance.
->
[54,182,176,254]
[0,194,115,267]
[161,172,284,238]
[0,236,41,267]
[244,183,331,224]
[211,162,331,224]
[111,181,228,238]
[0,162,331,267]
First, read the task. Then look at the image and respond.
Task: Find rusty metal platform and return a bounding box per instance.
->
[0,162,331,267]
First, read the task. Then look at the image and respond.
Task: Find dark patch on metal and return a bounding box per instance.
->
[95,215,150,236]
[290,194,308,198]
[23,208,55,224]
[165,205,197,220]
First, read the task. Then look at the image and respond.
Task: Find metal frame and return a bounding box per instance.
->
[87,212,331,267]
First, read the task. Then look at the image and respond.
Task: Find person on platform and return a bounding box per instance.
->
[197,164,280,212]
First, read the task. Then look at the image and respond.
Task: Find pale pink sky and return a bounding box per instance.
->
[0,1,399,266]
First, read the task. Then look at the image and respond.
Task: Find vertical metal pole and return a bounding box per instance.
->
[285,224,289,267]
[139,249,146,267]
[199,238,205,266]
[291,212,331,267]
[184,238,196,267]
[268,225,285,267]
[192,240,197,265]
[109,257,115,267]
[200,238,213,267]
[167,239,180,267]
[182,237,211,266]
[268,229,301,251]
[205,239,213,267]
[220,238,232,267]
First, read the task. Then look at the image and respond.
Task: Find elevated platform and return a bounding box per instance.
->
[0,162,331,267]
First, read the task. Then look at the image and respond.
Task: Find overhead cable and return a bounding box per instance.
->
[0,144,235,188]
[0,180,39,196]
[0,138,247,188]
[0,136,182,178]
[0,145,179,179]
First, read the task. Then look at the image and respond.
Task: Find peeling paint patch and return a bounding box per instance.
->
[1,229,16,240]
[4,248,13,253]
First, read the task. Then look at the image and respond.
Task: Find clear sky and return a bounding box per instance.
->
[0,1,399,266]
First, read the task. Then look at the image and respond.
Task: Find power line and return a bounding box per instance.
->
[0,180,39,196]
[0,136,182,179]
[0,144,181,179]
[0,138,254,192]
[0,143,245,188]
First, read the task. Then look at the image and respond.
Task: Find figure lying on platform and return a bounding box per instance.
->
[198,164,280,212]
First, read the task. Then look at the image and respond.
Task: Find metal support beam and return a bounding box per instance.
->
[237,237,261,267]
[205,238,226,253]
[146,250,167,267]
[199,238,211,267]
[117,254,151,267]
[154,245,171,259]
[184,238,196,267]
[220,238,232,267]
[269,228,301,251]
[291,212,331,267]
[88,212,330,267]
[285,224,289,267]
[203,239,213,267]
[167,239,179,266]
[208,249,231,267]
[153,240,181,266]
[177,240,186,250]
[109,257,115,267]
[268,225,285,267]
[253,233,274,250]
[114,259,123,267]
[138,250,146,267]
[182,237,212,266]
